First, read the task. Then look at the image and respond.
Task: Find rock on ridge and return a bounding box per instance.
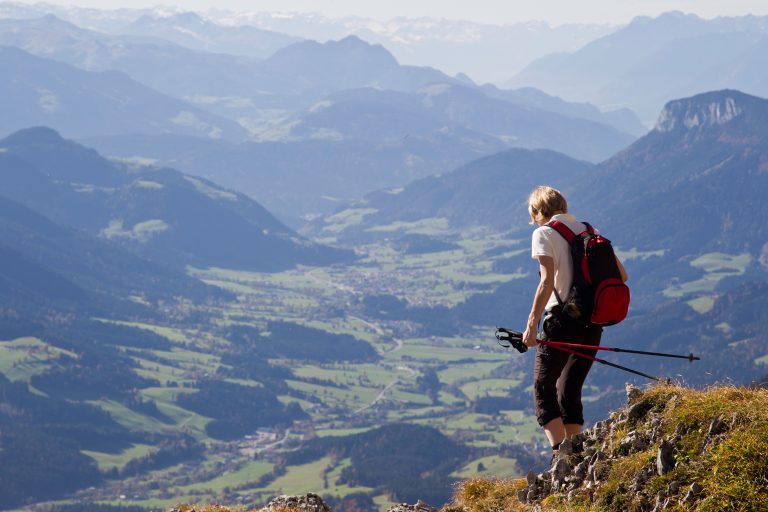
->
[263,493,332,512]
[386,500,439,512]
[513,384,722,510]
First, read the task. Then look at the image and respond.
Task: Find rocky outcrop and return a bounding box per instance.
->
[385,500,439,512]
[512,384,724,510]
[263,494,333,512]
[654,90,748,132]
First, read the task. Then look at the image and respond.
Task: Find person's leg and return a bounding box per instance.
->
[533,317,571,449]
[565,422,583,438]
[558,324,602,430]
[542,417,566,447]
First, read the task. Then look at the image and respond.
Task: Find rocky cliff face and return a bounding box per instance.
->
[653,89,760,133]
[655,96,741,132]
[571,88,768,256]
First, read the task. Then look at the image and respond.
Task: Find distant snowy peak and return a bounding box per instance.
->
[0,2,185,31]
[654,90,758,133]
[208,10,615,44]
[131,11,206,28]
[629,10,768,32]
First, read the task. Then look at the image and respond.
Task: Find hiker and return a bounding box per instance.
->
[521,186,628,452]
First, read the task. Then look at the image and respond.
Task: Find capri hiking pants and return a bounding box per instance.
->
[533,311,603,427]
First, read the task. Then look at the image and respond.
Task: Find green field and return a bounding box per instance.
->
[0,337,74,381]
[615,247,666,261]
[83,443,157,471]
[366,217,450,235]
[322,207,378,234]
[452,455,519,478]
[686,295,716,314]
[460,378,520,399]
[665,252,752,299]
[175,459,273,493]
[262,456,375,496]
[264,456,331,495]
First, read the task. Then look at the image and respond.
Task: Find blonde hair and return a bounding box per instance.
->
[528,186,568,224]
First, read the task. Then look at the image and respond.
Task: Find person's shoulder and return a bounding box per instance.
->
[532,225,555,239]
[531,225,555,257]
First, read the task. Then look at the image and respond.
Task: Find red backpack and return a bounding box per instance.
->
[546,220,630,326]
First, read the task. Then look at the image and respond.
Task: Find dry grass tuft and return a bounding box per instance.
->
[451,477,528,512]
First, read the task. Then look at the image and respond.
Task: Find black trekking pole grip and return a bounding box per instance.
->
[495,327,528,353]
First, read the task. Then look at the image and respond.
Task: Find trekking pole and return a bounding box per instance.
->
[495,327,528,353]
[538,339,663,382]
[542,340,700,362]
[494,327,666,382]
[494,327,700,361]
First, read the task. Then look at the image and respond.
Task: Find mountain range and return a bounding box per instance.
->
[0,15,464,112]
[0,45,247,141]
[0,14,274,107]
[0,2,618,83]
[80,129,507,224]
[312,148,593,242]
[74,79,635,223]
[318,89,768,257]
[505,11,768,123]
[0,13,641,137]
[253,84,636,155]
[0,10,647,226]
[0,127,350,272]
[480,85,647,136]
[570,89,768,255]
[82,91,633,224]
[119,11,300,58]
[207,10,617,84]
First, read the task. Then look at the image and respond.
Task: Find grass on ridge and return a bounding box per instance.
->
[448,384,768,512]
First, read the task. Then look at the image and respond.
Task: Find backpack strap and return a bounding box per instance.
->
[544,220,576,307]
[545,220,591,307]
[546,220,576,243]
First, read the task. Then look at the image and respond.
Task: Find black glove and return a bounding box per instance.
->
[495,327,528,353]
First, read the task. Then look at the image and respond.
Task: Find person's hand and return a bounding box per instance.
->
[522,325,539,347]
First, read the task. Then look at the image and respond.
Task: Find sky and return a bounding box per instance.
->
[9,0,768,25]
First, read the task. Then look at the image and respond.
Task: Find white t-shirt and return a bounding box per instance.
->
[531,213,591,312]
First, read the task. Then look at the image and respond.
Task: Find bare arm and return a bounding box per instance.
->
[522,255,555,347]
[616,256,628,282]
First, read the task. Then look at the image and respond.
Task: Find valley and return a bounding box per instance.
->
[10,230,547,511]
